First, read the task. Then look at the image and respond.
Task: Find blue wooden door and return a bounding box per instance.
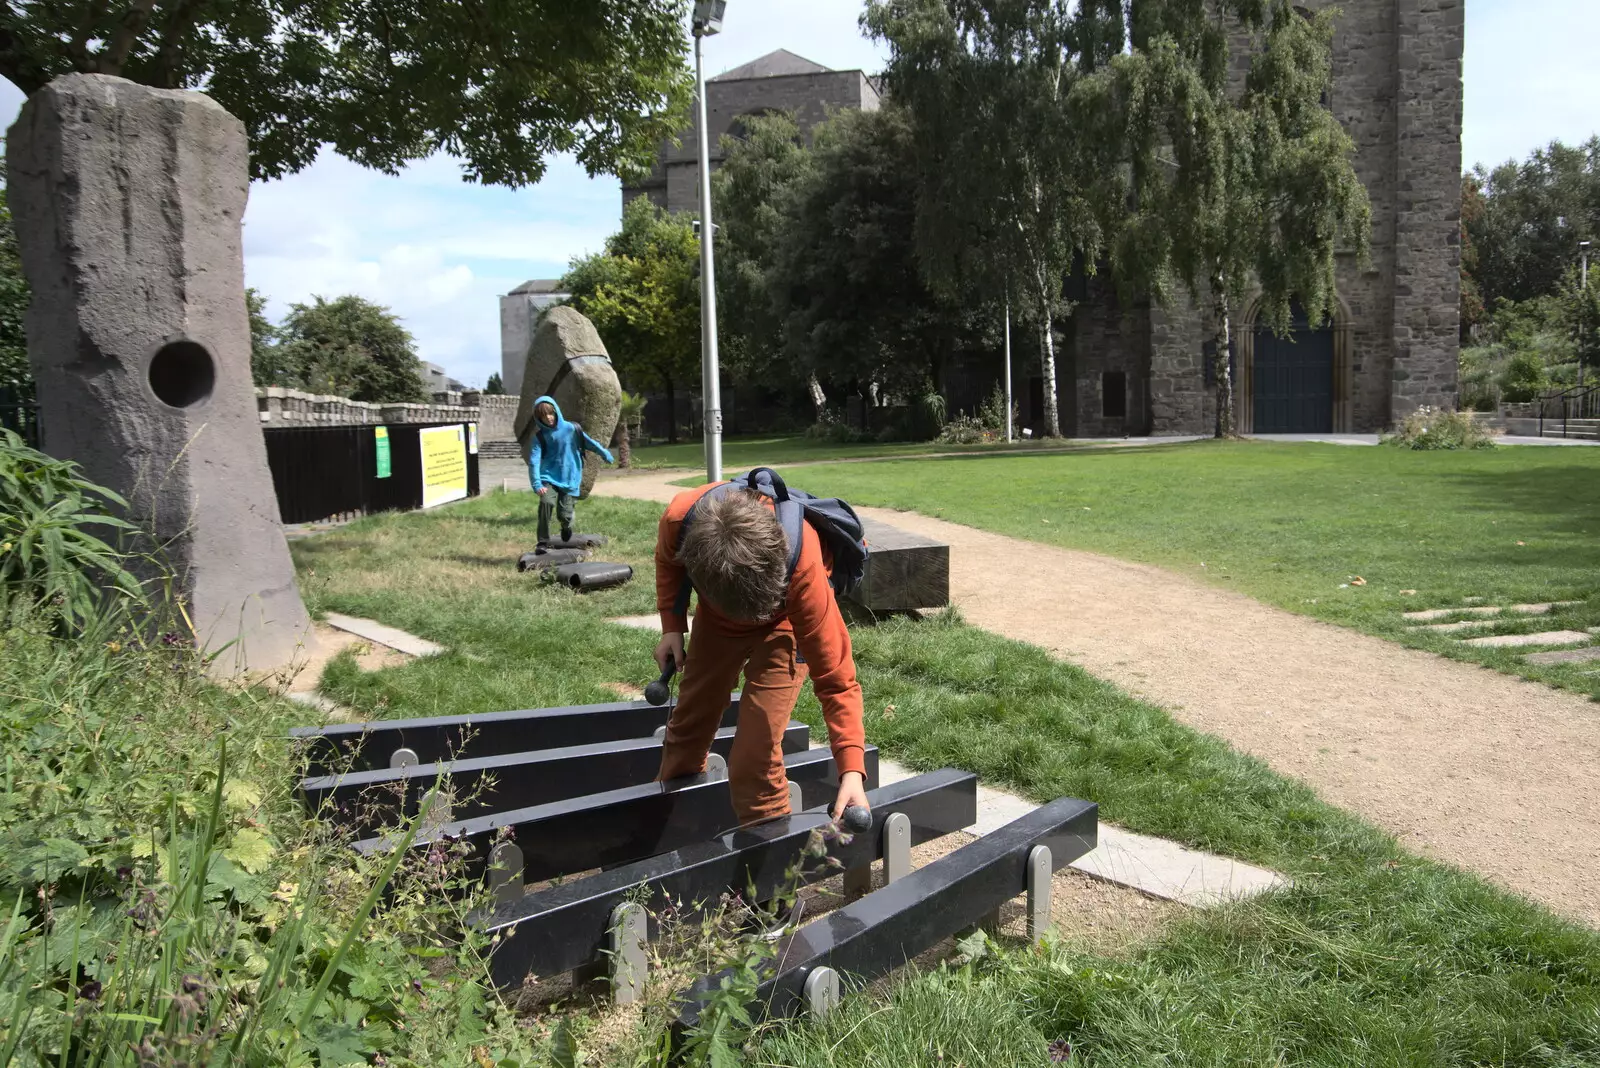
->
[1252,307,1333,433]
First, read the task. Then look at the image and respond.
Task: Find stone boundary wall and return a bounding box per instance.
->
[256,387,521,440]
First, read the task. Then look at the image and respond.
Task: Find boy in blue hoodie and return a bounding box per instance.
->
[527,395,615,544]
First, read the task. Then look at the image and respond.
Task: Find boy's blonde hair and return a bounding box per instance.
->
[679,490,789,621]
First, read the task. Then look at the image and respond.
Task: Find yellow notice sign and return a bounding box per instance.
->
[419,424,468,509]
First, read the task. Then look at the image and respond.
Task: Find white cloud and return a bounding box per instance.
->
[1,0,1596,390]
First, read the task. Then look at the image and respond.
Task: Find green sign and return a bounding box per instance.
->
[374,426,392,478]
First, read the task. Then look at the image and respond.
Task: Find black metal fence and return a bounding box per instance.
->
[264,421,480,525]
[0,384,39,447]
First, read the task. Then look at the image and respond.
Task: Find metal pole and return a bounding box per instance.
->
[694,31,723,483]
[1004,302,1013,443]
[1582,245,1590,388]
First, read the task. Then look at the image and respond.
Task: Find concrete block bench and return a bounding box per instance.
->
[849,516,950,613]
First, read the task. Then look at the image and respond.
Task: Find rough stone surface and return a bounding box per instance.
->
[1523,647,1600,666]
[1460,631,1592,649]
[8,74,310,673]
[513,307,622,497]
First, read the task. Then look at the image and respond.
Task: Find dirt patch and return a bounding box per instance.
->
[603,681,646,700]
[595,470,1600,928]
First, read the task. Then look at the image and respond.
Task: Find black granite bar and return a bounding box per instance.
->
[301,722,811,835]
[674,796,1097,1030]
[481,769,978,985]
[351,746,881,887]
[291,694,742,776]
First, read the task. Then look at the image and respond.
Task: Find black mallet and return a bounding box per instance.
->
[840,805,873,833]
[644,659,677,706]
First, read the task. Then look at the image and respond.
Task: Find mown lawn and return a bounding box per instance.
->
[292,489,1600,1067]
[715,439,1600,699]
[629,432,1076,470]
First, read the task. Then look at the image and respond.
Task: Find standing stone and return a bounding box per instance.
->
[7,74,311,674]
[514,306,622,498]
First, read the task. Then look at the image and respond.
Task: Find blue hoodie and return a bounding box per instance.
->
[527,395,614,497]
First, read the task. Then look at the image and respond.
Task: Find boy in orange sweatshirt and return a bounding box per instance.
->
[653,483,869,827]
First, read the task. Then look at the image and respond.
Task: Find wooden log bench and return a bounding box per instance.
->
[849,515,949,613]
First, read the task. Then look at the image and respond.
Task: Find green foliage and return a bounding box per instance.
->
[561,198,699,441]
[0,607,548,1065]
[1500,351,1551,403]
[1458,344,1503,411]
[0,429,142,630]
[1466,137,1600,309]
[484,371,506,395]
[244,288,294,388]
[0,181,31,394]
[275,295,427,403]
[1384,406,1498,450]
[0,1,693,186]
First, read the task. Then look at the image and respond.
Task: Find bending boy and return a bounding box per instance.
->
[526,395,613,544]
[653,485,869,825]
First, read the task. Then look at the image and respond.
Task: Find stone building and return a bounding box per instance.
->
[1061,0,1465,437]
[615,3,1463,437]
[621,49,881,213]
[499,279,570,397]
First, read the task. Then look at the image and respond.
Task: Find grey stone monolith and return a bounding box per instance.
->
[514,305,622,498]
[7,74,311,675]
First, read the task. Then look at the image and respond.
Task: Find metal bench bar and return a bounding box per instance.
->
[479,769,977,986]
[301,722,810,835]
[351,746,880,888]
[674,795,1096,1031]
[291,693,742,776]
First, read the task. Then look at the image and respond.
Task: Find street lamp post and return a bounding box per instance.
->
[693,1,727,483]
[1582,240,1592,388]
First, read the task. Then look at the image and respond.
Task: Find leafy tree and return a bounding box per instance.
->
[865,0,1130,437]
[277,296,426,403]
[245,287,294,388]
[1460,175,1487,343]
[0,180,28,393]
[710,110,817,395]
[773,103,995,409]
[613,389,648,467]
[0,1,693,186]
[561,198,699,442]
[1118,2,1371,437]
[484,372,506,395]
[1466,138,1600,310]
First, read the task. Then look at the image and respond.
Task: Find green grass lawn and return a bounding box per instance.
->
[292,490,1600,1067]
[743,440,1600,699]
[629,432,1076,470]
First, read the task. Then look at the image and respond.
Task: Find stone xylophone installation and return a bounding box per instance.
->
[292,694,1096,1030]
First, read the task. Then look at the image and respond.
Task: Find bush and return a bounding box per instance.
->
[977,385,1020,434]
[0,428,144,630]
[937,413,1000,445]
[1499,351,1549,403]
[804,415,870,443]
[1384,406,1498,450]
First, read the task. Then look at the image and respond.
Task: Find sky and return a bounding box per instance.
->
[0,0,1595,390]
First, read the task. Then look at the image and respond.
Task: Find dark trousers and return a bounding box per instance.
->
[537,490,575,542]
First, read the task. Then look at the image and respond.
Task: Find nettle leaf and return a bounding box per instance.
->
[225,828,277,874]
[223,779,264,812]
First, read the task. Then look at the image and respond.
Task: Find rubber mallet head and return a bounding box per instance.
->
[840,805,873,834]
[644,662,676,706]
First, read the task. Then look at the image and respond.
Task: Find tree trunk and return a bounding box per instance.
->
[808,373,827,422]
[614,420,632,468]
[664,378,678,444]
[1040,314,1061,438]
[1211,281,1235,439]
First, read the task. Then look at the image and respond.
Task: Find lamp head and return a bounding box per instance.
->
[693,0,726,35]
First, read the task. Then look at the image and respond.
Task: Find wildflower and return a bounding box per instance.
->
[1048,1038,1072,1061]
[106,641,121,653]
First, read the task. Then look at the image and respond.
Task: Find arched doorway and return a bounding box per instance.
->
[1247,304,1337,434]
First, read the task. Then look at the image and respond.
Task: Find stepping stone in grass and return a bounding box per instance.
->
[1460,630,1592,649]
[1524,647,1600,666]
[1408,620,1498,634]
[1403,606,1502,621]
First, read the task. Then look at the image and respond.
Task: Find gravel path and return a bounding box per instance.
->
[594,469,1600,927]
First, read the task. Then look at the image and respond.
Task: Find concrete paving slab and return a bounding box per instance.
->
[1524,647,1600,666]
[1408,620,1499,634]
[321,612,444,657]
[608,615,664,632]
[1069,825,1288,906]
[1461,630,1592,649]
[1403,605,1502,621]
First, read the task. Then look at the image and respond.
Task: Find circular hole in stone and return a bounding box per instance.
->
[148,340,216,409]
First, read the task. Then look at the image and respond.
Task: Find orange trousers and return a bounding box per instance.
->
[656,614,808,824]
